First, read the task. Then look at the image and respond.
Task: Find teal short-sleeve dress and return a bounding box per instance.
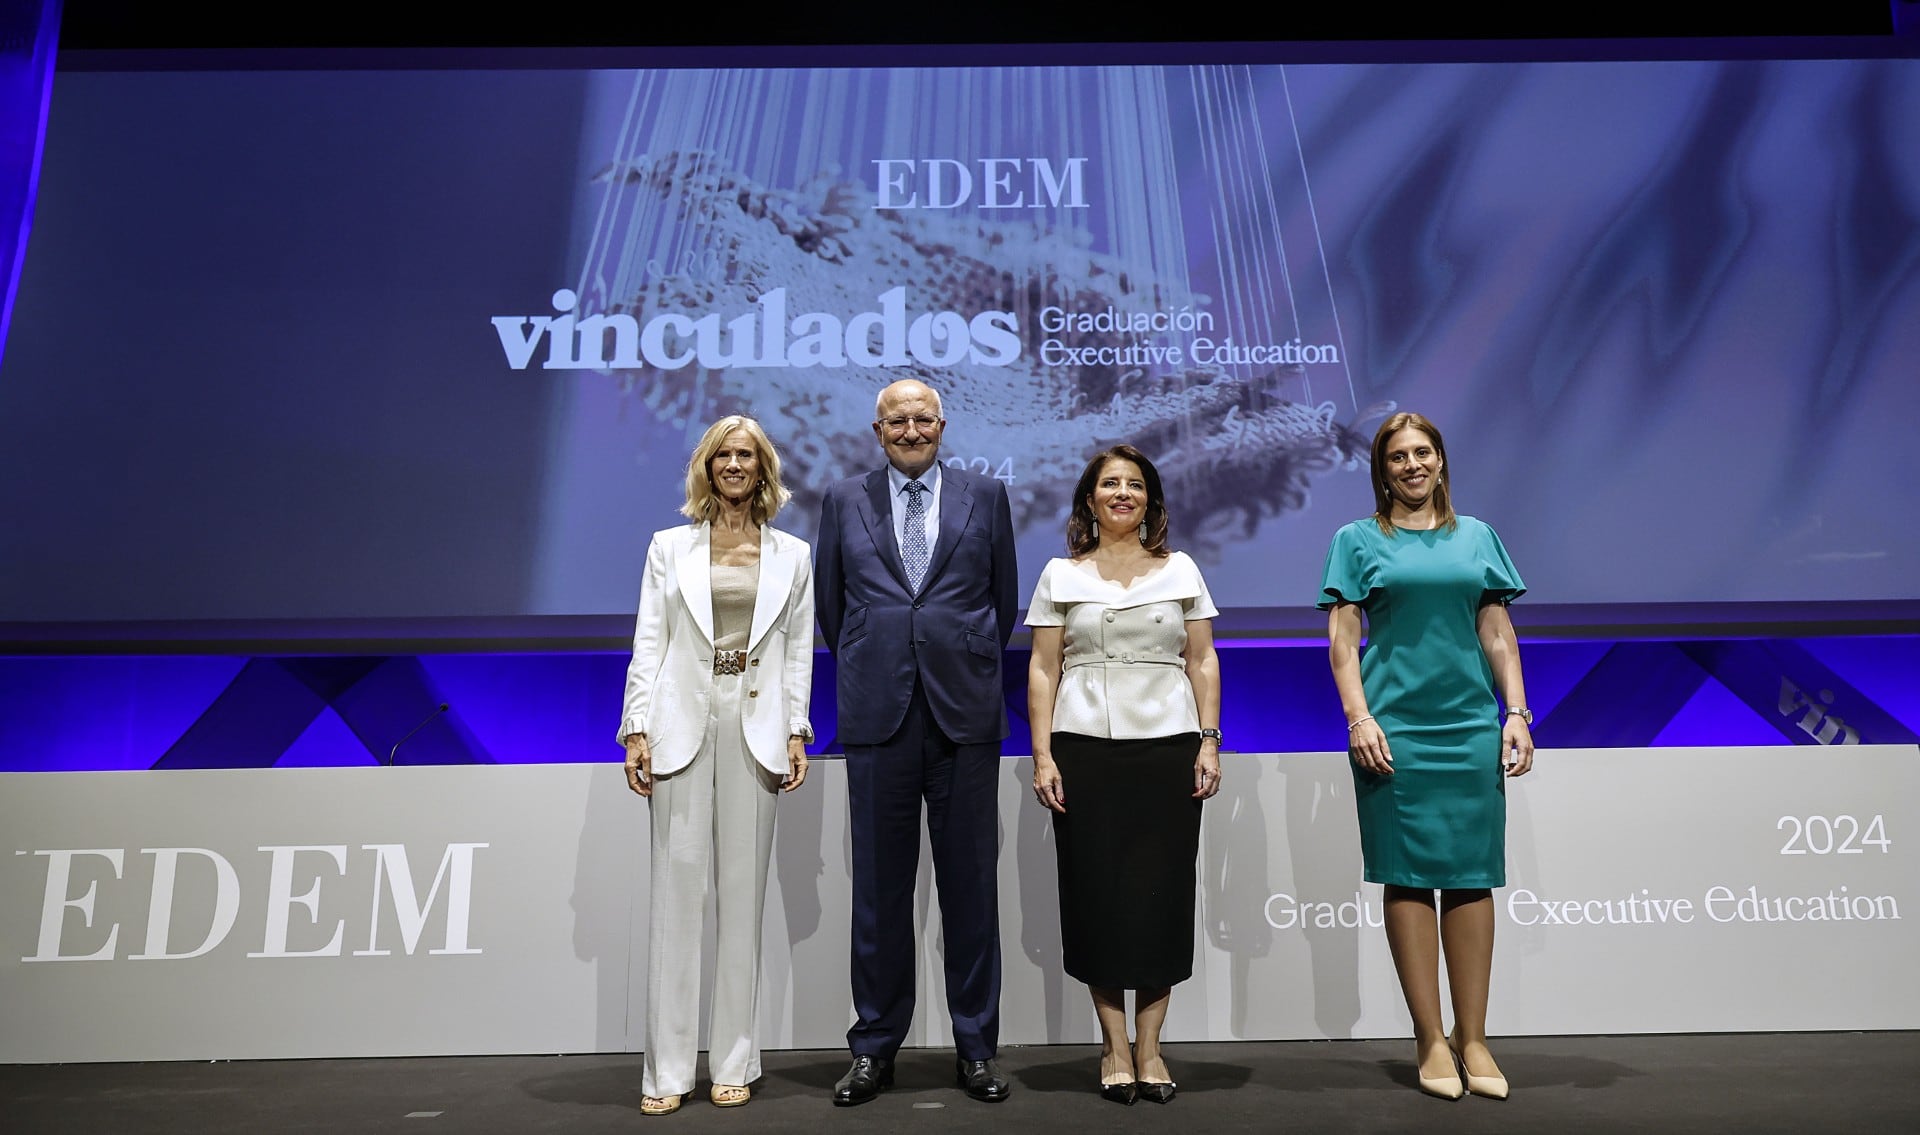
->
[1317,515,1525,889]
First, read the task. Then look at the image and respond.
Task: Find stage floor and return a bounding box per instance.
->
[6,1032,1916,1133]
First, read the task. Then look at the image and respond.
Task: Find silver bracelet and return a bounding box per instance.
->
[1347,715,1375,732]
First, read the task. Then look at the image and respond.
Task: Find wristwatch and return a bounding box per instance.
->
[1504,707,1533,726]
[1199,728,1223,743]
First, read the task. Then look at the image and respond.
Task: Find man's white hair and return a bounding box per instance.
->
[874,379,943,419]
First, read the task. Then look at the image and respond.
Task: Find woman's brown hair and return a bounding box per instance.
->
[1369,411,1456,535]
[1067,445,1171,557]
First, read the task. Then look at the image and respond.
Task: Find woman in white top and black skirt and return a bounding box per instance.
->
[1026,444,1223,1106]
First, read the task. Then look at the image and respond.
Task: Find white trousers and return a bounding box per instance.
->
[643,672,780,1097]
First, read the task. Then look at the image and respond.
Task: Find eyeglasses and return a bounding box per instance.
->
[879,415,940,433]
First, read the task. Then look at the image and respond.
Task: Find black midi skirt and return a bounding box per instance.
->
[1050,731,1203,989]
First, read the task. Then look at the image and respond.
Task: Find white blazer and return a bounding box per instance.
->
[617,522,815,777]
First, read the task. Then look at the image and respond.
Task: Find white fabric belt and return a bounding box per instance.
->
[1063,654,1185,669]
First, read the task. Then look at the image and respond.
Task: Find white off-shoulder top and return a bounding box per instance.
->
[1024,551,1219,739]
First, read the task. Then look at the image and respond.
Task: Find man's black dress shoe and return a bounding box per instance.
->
[1100,1080,1138,1105]
[1137,1080,1177,1104]
[833,1055,894,1107]
[955,1057,1012,1102]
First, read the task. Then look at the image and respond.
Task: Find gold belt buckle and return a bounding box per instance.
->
[714,650,747,675]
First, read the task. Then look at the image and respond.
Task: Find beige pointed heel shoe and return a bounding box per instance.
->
[1449,1035,1510,1100]
[1416,1040,1463,1100]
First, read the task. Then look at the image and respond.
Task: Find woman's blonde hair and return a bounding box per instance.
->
[1370,411,1457,535]
[681,415,790,525]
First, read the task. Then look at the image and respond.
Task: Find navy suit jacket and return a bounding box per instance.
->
[815,465,1019,747]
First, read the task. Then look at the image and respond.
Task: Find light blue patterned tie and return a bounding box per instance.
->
[902,479,929,591]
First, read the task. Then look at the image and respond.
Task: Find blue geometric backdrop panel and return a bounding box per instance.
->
[1,637,1913,771]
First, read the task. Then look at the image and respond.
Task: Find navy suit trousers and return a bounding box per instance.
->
[844,681,1002,1061]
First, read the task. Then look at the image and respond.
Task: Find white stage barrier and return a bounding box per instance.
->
[3,746,1915,1062]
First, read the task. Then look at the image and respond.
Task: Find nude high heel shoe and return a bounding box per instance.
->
[1417,1066,1465,1100]
[1449,1035,1510,1100]
[1416,1041,1463,1100]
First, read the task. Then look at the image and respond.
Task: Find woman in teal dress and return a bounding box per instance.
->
[1318,412,1533,1102]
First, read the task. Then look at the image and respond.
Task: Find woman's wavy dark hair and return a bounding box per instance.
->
[1066,445,1170,557]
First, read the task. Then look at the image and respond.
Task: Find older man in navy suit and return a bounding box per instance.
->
[815,378,1019,1105]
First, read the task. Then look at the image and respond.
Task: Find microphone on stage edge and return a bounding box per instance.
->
[387,703,450,766]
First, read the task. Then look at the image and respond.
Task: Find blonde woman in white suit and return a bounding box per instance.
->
[619,415,814,1117]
